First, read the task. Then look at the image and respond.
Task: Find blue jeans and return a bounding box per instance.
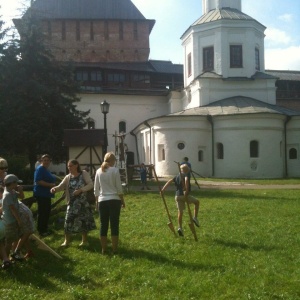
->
[98,200,121,236]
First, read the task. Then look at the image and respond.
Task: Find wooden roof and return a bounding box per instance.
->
[64,129,104,146]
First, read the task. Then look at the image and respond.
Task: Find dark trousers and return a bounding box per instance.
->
[36,196,52,234]
[99,200,121,236]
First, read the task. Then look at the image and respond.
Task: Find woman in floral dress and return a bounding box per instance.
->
[51,159,96,246]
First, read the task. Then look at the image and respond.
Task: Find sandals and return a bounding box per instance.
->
[2,260,11,270]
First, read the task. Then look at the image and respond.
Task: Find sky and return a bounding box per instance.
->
[0,0,299,70]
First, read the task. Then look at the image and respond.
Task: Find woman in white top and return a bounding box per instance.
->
[94,152,125,254]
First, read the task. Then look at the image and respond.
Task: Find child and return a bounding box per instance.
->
[140,163,150,190]
[0,186,11,269]
[2,174,24,260]
[160,164,200,237]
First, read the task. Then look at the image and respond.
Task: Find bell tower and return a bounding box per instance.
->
[202,0,241,13]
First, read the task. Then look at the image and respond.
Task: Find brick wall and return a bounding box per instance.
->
[43,19,151,63]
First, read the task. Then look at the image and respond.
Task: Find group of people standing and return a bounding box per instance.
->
[0,152,126,269]
[0,152,200,269]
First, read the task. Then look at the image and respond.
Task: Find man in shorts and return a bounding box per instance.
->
[161,164,200,237]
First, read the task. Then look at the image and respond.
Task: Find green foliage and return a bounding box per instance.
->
[0,14,89,169]
[2,188,300,299]
[4,154,32,184]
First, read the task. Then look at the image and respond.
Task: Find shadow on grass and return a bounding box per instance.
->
[213,238,281,252]
[115,247,225,272]
[2,236,98,292]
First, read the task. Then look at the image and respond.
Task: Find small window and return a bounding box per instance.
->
[87,118,95,129]
[107,73,125,83]
[217,143,224,159]
[230,45,243,68]
[187,53,192,77]
[119,121,126,133]
[198,150,204,162]
[255,48,260,71]
[177,143,185,150]
[133,74,150,83]
[289,148,297,159]
[91,71,102,81]
[158,144,165,161]
[250,140,259,158]
[203,47,214,71]
[76,71,88,81]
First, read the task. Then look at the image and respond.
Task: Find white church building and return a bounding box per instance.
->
[19,0,300,178]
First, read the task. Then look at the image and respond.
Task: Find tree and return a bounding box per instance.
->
[0,15,89,171]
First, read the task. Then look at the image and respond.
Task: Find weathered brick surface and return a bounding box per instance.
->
[42,20,150,63]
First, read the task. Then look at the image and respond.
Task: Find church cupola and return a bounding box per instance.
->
[202,0,241,13]
[182,0,266,87]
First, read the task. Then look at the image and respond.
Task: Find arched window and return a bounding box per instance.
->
[250,140,259,158]
[119,121,126,133]
[198,150,203,162]
[289,148,297,159]
[87,118,95,129]
[217,143,224,159]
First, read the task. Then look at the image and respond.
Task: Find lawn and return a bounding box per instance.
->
[1,187,299,300]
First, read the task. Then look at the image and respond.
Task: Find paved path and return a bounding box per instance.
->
[198,181,300,190]
[128,180,300,191]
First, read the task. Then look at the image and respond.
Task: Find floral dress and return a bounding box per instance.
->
[64,173,96,234]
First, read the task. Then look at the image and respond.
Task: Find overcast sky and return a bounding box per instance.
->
[1,0,299,70]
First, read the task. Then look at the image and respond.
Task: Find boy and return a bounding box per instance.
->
[0,186,11,269]
[161,164,200,237]
[2,174,24,260]
[140,163,150,190]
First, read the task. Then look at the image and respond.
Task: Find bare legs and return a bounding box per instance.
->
[100,235,119,254]
[61,232,89,247]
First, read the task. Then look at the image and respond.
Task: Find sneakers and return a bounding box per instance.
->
[40,231,51,238]
[11,251,24,262]
[2,260,11,269]
[193,217,200,227]
[177,228,184,237]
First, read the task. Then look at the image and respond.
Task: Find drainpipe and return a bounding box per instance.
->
[144,121,152,164]
[130,131,140,165]
[284,116,291,177]
[207,115,214,177]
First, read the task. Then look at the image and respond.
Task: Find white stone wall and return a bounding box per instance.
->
[213,114,286,178]
[76,93,169,164]
[286,116,300,177]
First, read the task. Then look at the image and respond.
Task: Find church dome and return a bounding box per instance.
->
[192,7,255,26]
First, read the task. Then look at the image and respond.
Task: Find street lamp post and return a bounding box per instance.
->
[100,100,110,159]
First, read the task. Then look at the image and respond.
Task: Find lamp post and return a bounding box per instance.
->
[100,100,110,158]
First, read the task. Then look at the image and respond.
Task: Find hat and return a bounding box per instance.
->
[4,174,22,185]
[0,158,8,168]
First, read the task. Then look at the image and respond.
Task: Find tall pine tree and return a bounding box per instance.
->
[0,15,89,170]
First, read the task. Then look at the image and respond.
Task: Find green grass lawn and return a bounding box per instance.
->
[1,188,300,300]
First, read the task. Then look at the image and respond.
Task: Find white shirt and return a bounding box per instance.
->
[94,167,123,202]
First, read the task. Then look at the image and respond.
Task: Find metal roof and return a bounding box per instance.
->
[181,7,265,38]
[265,70,300,81]
[192,8,255,26]
[169,96,300,117]
[73,60,183,75]
[24,0,148,20]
